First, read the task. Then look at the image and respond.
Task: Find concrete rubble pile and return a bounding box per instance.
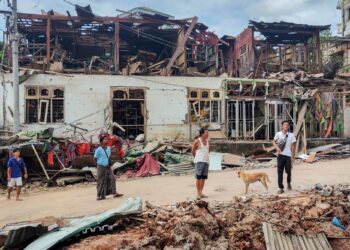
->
[63,185,350,249]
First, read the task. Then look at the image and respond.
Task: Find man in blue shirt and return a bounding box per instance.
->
[94,137,123,200]
[7,148,28,201]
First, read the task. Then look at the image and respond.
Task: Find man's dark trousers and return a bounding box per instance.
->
[277,154,292,189]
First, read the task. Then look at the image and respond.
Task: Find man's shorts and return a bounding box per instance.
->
[8,177,23,188]
[195,162,209,180]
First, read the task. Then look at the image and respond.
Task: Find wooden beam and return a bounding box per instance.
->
[219,49,225,72]
[114,21,120,73]
[293,101,308,137]
[46,14,51,66]
[259,29,317,35]
[163,16,198,76]
[215,45,219,71]
[2,11,174,24]
[175,28,187,73]
[304,43,309,70]
[315,32,321,71]
[31,144,50,181]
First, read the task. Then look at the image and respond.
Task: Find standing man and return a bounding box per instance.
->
[192,128,210,200]
[273,120,296,194]
[94,137,123,200]
[7,148,28,201]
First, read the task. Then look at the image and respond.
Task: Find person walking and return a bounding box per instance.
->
[192,128,210,200]
[94,137,123,200]
[7,148,28,201]
[273,120,296,194]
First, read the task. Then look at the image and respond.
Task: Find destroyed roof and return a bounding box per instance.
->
[249,20,331,44]
[119,6,174,19]
[221,35,235,42]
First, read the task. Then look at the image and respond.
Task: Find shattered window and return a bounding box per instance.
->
[27,88,37,96]
[25,87,64,124]
[40,88,49,97]
[112,89,145,100]
[129,89,145,99]
[53,89,64,98]
[113,90,128,99]
[240,45,247,56]
[211,101,220,123]
[190,91,198,98]
[212,91,220,98]
[26,100,38,123]
[189,89,221,123]
[201,91,209,99]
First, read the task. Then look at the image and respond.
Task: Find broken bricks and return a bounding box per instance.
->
[61,184,350,249]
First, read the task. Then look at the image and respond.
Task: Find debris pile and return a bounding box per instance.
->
[115,141,194,178]
[0,5,228,76]
[58,185,350,249]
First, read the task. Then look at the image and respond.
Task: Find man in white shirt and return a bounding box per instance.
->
[272,120,296,194]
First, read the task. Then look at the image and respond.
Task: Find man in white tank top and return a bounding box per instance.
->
[192,128,210,200]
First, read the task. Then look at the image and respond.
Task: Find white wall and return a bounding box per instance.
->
[0,74,228,141]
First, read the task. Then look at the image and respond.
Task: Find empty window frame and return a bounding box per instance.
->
[25,86,64,124]
[112,88,145,139]
[189,88,221,123]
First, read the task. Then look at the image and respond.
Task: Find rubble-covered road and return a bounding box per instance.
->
[1,158,350,227]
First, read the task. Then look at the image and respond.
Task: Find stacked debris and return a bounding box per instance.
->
[0,5,228,76]
[40,185,350,249]
[296,142,350,163]
[115,141,194,178]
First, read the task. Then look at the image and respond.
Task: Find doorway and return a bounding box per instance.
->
[112,88,145,140]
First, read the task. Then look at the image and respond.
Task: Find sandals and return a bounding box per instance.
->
[201,194,209,198]
[277,189,284,194]
[96,196,106,201]
[113,193,124,198]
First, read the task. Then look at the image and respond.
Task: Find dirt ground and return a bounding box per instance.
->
[1,158,350,227]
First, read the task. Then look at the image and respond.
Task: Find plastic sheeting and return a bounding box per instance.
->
[25,197,142,250]
[209,152,223,171]
[123,153,160,178]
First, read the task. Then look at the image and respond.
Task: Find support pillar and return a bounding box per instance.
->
[46,14,51,66]
[315,32,321,71]
[114,21,120,73]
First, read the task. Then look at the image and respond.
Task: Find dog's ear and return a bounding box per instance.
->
[237,171,241,177]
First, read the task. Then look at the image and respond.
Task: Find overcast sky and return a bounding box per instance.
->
[0,0,340,36]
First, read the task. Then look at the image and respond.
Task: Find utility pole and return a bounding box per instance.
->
[10,0,19,132]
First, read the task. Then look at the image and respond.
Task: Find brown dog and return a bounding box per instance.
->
[237,171,271,194]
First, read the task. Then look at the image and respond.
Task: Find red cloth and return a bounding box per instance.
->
[76,143,90,156]
[123,153,160,178]
[104,134,125,159]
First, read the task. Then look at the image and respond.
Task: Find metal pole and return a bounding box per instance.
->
[11,0,19,132]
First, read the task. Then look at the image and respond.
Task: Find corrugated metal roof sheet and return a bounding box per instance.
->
[263,222,333,250]
[25,197,142,250]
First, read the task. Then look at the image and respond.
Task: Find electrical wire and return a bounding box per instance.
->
[119,23,177,48]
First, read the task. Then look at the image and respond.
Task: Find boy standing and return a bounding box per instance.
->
[7,148,28,201]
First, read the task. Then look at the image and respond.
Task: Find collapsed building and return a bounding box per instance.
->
[0,5,229,76]
[0,5,350,155]
[234,21,330,78]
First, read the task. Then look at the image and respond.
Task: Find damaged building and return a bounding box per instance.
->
[0,5,229,76]
[1,5,350,148]
[233,21,330,78]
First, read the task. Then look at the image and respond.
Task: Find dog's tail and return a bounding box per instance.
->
[265,175,271,183]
